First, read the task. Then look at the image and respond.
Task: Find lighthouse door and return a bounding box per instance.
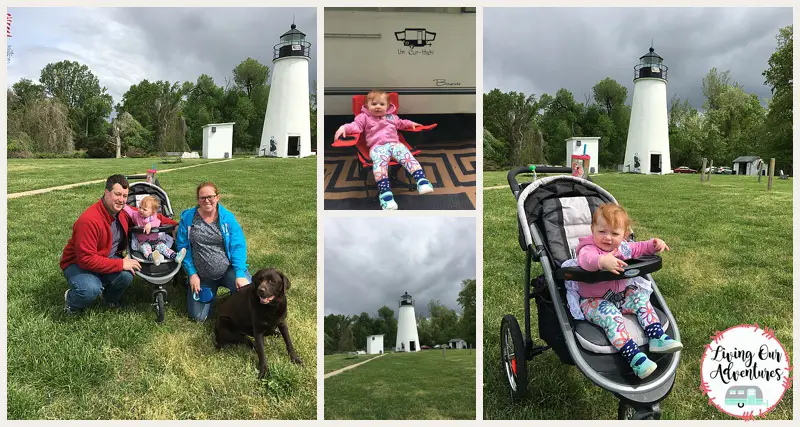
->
[650,154,662,173]
[288,136,300,156]
[410,341,416,351]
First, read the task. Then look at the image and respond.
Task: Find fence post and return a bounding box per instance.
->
[758,161,763,183]
[768,158,775,190]
[700,158,707,182]
[707,160,713,182]
[442,346,446,359]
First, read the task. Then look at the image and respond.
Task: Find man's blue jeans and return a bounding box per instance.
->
[186,267,252,322]
[63,262,134,309]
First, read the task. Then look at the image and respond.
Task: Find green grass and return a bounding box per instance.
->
[483,171,793,420]
[6,157,217,194]
[7,158,317,420]
[325,350,476,420]
[324,353,381,374]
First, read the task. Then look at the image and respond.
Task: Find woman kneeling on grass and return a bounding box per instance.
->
[176,181,252,322]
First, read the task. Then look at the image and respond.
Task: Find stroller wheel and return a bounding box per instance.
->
[500,314,528,402]
[618,401,659,420]
[154,292,165,323]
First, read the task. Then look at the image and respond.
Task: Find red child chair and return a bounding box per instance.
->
[332,92,437,201]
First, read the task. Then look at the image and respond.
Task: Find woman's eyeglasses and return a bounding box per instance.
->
[198,194,217,202]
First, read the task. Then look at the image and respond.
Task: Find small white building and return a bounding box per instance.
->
[366,334,385,354]
[732,156,763,176]
[448,338,467,349]
[565,137,600,174]
[202,122,235,159]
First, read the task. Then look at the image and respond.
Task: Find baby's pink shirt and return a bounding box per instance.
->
[574,235,657,298]
[341,103,416,148]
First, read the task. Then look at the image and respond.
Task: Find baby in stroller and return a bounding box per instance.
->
[124,196,185,266]
[574,203,683,378]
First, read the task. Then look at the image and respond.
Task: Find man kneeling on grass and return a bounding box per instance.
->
[60,174,177,314]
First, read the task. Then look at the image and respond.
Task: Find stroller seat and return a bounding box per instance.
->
[575,310,670,354]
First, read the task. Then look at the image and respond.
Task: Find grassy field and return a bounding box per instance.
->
[6,157,317,420]
[6,157,216,194]
[483,171,793,420]
[325,350,476,420]
[324,353,381,374]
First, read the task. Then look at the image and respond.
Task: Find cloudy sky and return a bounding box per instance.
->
[484,8,791,110]
[7,7,317,107]
[324,217,476,318]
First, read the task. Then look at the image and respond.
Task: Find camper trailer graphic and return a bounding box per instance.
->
[724,385,765,408]
[395,28,436,48]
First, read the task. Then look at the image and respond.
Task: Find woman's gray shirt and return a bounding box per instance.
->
[190,210,230,280]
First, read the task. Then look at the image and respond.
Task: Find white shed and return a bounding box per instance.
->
[732,156,763,176]
[202,122,235,159]
[565,137,600,174]
[366,334,385,355]
[448,338,467,349]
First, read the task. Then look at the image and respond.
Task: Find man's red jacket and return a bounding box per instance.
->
[60,199,178,273]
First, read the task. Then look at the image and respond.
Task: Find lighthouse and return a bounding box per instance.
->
[395,292,420,352]
[623,46,672,174]
[259,23,312,158]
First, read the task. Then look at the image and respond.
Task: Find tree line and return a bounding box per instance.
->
[324,279,476,355]
[7,57,317,158]
[484,26,792,174]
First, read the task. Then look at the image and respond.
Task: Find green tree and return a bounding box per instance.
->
[39,60,113,150]
[762,25,792,171]
[183,74,225,150]
[11,79,45,107]
[592,77,628,115]
[117,80,189,152]
[377,305,397,349]
[483,89,544,165]
[456,279,476,346]
[233,57,269,98]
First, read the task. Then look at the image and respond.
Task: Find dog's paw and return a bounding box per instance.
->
[258,365,270,380]
[291,356,304,365]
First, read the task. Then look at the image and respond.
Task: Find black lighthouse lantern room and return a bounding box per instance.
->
[634,47,668,81]
[273,23,311,60]
[399,292,414,306]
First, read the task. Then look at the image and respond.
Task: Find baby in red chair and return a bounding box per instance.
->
[334,90,434,210]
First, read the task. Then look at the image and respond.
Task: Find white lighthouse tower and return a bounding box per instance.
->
[259,23,312,158]
[395,292,421,352]
[623,46,672,174]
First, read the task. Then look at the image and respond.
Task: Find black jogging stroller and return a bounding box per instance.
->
[124,174,184,323]
[499,165,682,420]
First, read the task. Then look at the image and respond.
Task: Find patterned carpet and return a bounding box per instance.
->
[324,140,476,210]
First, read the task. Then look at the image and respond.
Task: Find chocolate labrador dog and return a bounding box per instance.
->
[214,268,303,379]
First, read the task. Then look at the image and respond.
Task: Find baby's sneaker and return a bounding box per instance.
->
[630,353,657,379]
[649,334,683,353]
[417,179,434,195]
[152,251,163,266]
[175,248,186,264]
[379,191,398,210]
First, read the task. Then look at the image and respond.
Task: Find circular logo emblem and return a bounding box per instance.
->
[624,268,640,277]
[700,324,792,420]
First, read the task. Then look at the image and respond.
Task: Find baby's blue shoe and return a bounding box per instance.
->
[417,179,434,195]
[630,353,657,379]
[649,334,683,353]
[379,191,398,210]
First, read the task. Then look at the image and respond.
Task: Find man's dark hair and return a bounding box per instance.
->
[105,174,129,191]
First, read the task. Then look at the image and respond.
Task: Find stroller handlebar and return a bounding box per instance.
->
[554,255,662,283]
[508,165,574,197]
[131,224,176,235]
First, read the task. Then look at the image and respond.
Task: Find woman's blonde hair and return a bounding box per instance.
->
[140,195,160,212]
[592,203,632,235]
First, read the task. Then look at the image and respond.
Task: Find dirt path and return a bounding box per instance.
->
[324,353,387,379]
[7,159,237,199]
